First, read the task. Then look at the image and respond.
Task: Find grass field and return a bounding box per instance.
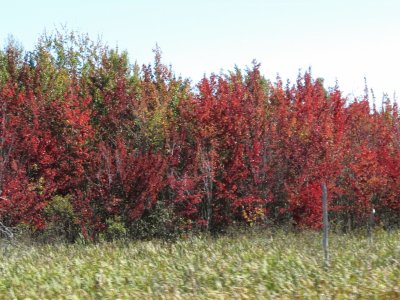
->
[0,229,399,299]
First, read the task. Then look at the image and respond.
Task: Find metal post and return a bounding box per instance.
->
[367,208,375,245]
[321,181,329,269]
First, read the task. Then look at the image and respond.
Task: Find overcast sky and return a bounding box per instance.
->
[1,0,399,99]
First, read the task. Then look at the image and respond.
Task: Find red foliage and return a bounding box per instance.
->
[1,42,400,235]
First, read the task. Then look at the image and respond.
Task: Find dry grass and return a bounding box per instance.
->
[0,229,399,299]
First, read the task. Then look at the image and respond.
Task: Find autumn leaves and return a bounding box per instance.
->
[0,33,399,238]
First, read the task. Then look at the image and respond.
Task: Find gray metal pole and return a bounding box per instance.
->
[368,208,375,245]
[321,181,329,269]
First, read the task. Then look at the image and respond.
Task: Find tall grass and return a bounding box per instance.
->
[0,229,399,299]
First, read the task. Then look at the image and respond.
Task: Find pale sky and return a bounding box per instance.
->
[1,0,399,99]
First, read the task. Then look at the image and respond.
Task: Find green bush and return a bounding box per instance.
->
[101,216,127,241]
[128,201,177,240]
[43,195,80,242]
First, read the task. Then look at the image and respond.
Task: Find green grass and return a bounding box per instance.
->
[0,230,399,299]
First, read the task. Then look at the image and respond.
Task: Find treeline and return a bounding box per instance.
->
[0,31,399,240]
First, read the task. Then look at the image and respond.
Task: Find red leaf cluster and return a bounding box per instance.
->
[1,36,399,235]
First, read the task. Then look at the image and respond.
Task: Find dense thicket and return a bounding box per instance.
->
[0,31,399,240]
